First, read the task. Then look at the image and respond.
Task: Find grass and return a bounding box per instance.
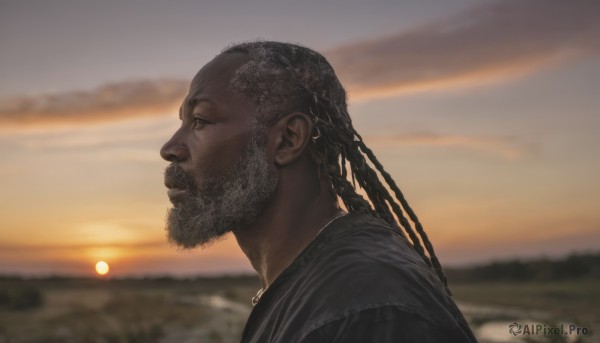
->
[0,276,259,343]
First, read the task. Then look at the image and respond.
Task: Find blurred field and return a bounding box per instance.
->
[454,281,599,343]
[454,281,600,328]
[0,276,260,343]
[0,274,598,342]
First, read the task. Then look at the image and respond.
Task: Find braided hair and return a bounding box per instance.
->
[223,41,449,293]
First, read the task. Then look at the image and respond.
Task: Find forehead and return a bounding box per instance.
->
[181,53,251,114]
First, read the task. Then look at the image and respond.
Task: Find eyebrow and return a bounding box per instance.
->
[188,96,217,109]
[179,97,218,120]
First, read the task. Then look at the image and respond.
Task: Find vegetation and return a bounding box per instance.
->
[0,275,259,343]
[0,286,43,310]
[445,252,600,283]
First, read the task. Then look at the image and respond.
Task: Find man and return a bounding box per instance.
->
[160,41,477,343]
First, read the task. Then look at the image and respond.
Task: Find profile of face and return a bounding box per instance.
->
[160,53,279,249]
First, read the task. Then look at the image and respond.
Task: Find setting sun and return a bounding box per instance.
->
[95,261,110,276]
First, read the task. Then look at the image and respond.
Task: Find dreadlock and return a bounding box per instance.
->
[222,41,450,294]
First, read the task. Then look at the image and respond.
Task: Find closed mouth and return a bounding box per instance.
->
[167,187,189,203]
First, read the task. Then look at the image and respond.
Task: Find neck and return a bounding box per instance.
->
[233,174,342,290]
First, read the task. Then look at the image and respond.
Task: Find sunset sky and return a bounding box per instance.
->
[1,0,599,277]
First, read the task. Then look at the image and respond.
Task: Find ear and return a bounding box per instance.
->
[269,112,313,167]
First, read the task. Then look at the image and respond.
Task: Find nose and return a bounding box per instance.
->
[160,132,188,163]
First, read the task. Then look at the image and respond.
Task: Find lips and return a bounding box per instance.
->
[164,164,196,204]
[164,177,191,204]
[167,187,189,203]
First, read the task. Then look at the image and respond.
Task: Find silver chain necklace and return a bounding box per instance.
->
[251,212,347,306]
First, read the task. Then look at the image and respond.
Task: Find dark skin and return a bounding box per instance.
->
[160,52,342,289]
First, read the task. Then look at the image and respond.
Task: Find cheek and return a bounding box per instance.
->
[188,129,250,180]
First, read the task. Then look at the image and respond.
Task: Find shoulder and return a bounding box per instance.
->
[243,213,474,343]
[292,213,463,328]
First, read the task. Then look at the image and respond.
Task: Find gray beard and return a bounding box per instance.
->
[165,133,278,249]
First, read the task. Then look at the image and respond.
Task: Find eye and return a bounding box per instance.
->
[192,117,211,129]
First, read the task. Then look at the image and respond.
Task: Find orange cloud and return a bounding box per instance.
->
[0,79,187,130]
[326,0,600,100]
[365,133,537,159]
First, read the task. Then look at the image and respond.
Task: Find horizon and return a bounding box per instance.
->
[2,248,598,279]
[1,0,599,278]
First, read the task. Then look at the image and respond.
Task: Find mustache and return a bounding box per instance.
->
[164,164,198,192]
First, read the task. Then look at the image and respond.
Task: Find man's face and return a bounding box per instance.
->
[160,53,278,249]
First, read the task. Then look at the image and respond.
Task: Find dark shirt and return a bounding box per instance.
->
[240,212,478,343]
